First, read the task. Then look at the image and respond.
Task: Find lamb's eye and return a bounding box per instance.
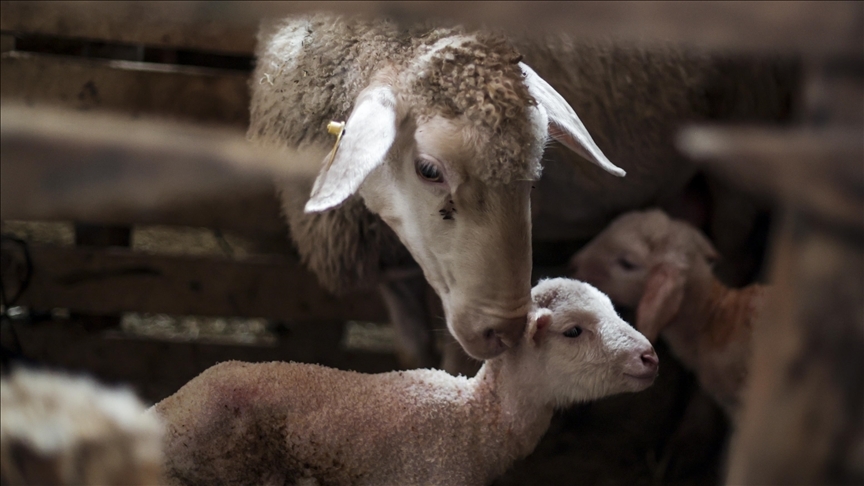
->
[415,158,443,183]
[617,257,638,271]
[563,326,583,338]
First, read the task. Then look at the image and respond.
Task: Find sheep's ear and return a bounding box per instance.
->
[519,62,625,177]
[526,308,553,345]
[636,263,685,343]
[305,85,400,213]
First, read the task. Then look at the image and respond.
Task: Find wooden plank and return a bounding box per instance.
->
[70,223,133,331]
[1,51,250,126]
[677,126,864,230]
[1,182,288,237]
[1,319,401,404]
[383,1,864,57]
[726,208,864,484]
[0,33,12,52]
[15,244,389,323]
[2,1,861,57]
[0,0,261,55]
[0,104,326,223]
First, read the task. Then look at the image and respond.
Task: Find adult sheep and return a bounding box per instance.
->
[249,14,624,362]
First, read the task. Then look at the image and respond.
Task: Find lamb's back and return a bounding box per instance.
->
[155,361,491,485]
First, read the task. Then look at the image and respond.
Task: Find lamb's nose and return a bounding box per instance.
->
[641,349,659,372]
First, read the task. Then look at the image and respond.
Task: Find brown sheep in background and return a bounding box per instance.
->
[571,209,767,419]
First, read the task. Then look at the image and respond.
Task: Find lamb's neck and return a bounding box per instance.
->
[666,276,763,370]
[470,353,554,463]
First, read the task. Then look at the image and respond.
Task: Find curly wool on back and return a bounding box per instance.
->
[409,35,540,184]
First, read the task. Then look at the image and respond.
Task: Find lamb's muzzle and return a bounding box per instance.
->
[624,346,660,384]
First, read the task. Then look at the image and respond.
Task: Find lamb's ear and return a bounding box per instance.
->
[519,62,625,177]
[636,263,685,343]
[526,308,553,345]
[305,85,399,213]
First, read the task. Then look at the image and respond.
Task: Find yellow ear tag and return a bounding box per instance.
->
[324,121,346,171]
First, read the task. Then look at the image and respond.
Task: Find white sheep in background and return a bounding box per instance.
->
[570,209,766,419]
[248,14,626,365]
[0,368,163,486]
[152,278,658,485]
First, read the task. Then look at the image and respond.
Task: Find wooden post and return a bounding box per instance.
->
[72,223,132,331]
[679,56,864,484]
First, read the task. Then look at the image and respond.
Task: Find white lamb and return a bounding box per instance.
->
[0,368,164,485]
[571,209,766,419]
[152,278,658,485]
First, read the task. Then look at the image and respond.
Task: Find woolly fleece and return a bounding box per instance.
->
[153,278,656,485]
[248,14,543,293]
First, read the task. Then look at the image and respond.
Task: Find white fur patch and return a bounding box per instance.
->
[413,34,477,73]
[259,19,310,85]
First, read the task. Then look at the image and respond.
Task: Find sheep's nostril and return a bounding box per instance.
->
[640,351,659,371]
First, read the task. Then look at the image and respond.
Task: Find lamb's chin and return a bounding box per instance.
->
[622,372,657,392]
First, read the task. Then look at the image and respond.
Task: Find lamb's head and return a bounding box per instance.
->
[304,33,624,360]
[518,278,658,405]
[569,209,719,342]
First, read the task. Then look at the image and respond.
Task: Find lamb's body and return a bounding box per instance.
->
[572,209,768,418]
[660,278,765,416]
[154,279,658,485]
[156,361,540,485]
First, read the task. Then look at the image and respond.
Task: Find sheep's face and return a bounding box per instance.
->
[360,114,538,360]
[568,211,669,307]
[526,278,658,405]
[295,32,624,360]
[570,209,717,308]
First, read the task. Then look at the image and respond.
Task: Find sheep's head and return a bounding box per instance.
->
[521,278,658,405]
[570,209,719,342]
[303,33,624,360]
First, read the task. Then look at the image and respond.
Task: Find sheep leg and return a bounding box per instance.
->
[377,276,440,369]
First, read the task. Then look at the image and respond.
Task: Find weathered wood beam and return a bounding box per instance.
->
[2,1,861,57]
[0,0,262,55]
[677,126,864,230]
[1,191,289,238]
[725,208,864,485]
[14,244,388,322]
[0,104,326,223]
[0,319,401,404]
[1,51,251,126]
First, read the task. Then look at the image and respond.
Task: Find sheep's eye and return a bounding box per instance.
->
[416,158,443,183]
[563,326,583,338]
[617,257,638,271]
